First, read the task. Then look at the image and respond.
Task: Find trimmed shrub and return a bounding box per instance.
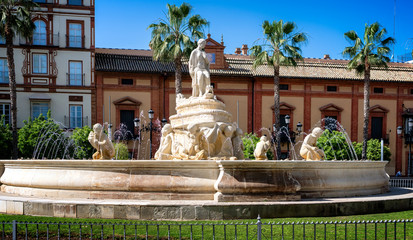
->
[353,139,391,161]
[114,142,129,160]
[316,130,354,160]
[70,125,94,159]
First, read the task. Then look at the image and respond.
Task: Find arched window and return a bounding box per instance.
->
[33,20,47,45]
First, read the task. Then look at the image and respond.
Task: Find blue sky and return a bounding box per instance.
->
[96,0,413,61]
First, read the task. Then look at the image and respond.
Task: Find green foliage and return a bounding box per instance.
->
[316,130,353,160]
[353,139,391,161]
[70,125,94,159]
[18,112,65,159]
[148,3,208,62]
[0,115,12,159]
[114,142,129,160]
[250,20,308,68]
[242,133,273,160]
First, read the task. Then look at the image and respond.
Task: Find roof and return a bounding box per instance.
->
[95,48,413,82]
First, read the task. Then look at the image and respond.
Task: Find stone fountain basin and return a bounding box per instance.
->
[0,160,389,202]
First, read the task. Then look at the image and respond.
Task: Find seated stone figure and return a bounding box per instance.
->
[88,123,115,160]
[154,124,174,160]
[254,135,271,160]
[300,127,325,161]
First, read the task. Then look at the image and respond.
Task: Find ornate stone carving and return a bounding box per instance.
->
[88,123,115,160]
[300,127,325,160]
[155,39,244,160]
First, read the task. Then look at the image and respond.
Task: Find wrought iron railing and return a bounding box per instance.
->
[66,73,85,86]
[1,217,413,239]
[19,34,59,47]
[65,35,85,48]
[64,115,88,129]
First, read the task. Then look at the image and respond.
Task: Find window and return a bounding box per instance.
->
[0,103,10,125]
[410,89,413,95]
[33,20,47,45]
[33,0,46,3]
[68,0,82,5]
[327,86,337,92]
[0,59,8,83]
[0,36,5,44]
[280,84,289,90]
[121,79,133,85]
[371,117,383,139]
[119,110,135,140]
[32,54,47,74]
[70,105,82,128]
[31,102,49,119]
[374,87,384,94]
[69,61,82,86]
[68,22,82,48]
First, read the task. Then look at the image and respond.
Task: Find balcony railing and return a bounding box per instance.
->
[64,116,88,129]
[66,35,85,48]
[33,0,54,4]
[66,73,85,86]
[19,34,59,47]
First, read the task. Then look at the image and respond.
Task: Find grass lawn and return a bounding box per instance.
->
[0,210,412,239]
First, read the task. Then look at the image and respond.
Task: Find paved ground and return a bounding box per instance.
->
[0,188,412,220]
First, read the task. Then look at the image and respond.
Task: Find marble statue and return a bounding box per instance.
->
[254,135,271,160]
[300,127,325,160]
[154,38,245,160]
[88,123,115,160]
[189,38,210,97]
[154,124,173,160]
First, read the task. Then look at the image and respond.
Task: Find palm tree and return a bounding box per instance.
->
[250,20,307,159]
[343,22,394,160]
[148,3,208,95]
[0,0,37,159]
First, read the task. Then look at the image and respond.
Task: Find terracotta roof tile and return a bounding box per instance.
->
[95,52,413,82]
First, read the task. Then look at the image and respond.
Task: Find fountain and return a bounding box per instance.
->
[0,39,396,220]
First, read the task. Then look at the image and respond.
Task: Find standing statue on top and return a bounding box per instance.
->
[189,38,211,97]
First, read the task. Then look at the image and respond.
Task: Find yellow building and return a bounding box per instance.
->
[95,35,413,175]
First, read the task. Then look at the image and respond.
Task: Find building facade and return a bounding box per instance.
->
[0,0,95,129]
[95,35,413,175]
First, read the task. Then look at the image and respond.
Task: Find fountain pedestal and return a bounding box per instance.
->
[0,160,389,202]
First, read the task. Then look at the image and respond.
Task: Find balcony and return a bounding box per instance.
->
[66,73,85,86]
[67,0,83,6]
[64,116,88,129]
[19,34,59,47]
[66,35,85,48]
[33,0,54,4]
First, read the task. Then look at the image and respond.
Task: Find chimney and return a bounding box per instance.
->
[241,44,248,55]
[235,48,241,55]
[323,54,331,60]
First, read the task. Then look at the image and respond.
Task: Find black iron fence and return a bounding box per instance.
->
[1,217,413,239]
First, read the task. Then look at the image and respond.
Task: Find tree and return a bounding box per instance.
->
[148,2,208,95]
[250,20,307,159]
[18,112,65,159]
[342,22,394,160]
[0,0,37,159]
[0,115,12,159]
